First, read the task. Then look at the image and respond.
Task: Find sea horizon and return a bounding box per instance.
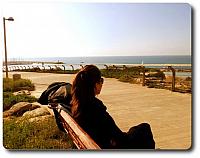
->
[8,55,192,65]
[4,55,192,77]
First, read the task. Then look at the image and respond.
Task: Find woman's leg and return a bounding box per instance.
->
[126,123,155,149]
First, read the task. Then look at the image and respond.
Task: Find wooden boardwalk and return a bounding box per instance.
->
[4,72,192,150]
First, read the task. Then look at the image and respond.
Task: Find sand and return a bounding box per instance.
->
[4,72,192,150]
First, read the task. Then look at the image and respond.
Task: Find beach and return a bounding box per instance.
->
[3,71,192,150]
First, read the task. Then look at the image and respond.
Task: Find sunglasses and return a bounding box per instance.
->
[100,78,104,84]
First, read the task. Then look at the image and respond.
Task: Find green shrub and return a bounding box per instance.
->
[101,66,142,79]
[3,77,37,111]
[3,78,35,92]
[101,69,123,79]
[3,78,14,92]
[13,79,35,91]
[118,74,137,83]
[147,83,157,88]
[3,116,73,149]
[147,71,166,80]
[185,76,192,81]
[3,92,38,111]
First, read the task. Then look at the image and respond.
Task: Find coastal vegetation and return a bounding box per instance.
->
[10,64,192,93]
[3,92,37,111]
[3,78,35,92]
[3,116,73,149]
[3,77,73,149]
[3,78,37,111]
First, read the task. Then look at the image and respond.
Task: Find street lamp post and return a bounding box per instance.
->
[3,17,14,78]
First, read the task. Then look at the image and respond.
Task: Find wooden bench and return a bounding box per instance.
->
[48,104,101,150]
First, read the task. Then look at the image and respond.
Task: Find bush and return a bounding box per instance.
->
[3,77,37,111]
[3,116,73,149]
[147,71,166,80]
[101,67,140,79]
[13,79,35,91]
[118,74,138,83]
[147,83,157,88]
[3,78,35,92]
[3,92,38,111]
[185,76,192,81]
[3,78,14,92]
[101,69,123,79]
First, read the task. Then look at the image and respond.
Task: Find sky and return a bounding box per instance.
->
[1,2,191,58]
[1,1,200,158]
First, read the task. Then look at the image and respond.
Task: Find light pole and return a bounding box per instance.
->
[3,17,14,78]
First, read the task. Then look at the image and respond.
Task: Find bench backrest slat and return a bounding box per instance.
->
[59,110,101,149]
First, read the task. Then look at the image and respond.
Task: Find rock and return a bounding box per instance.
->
[13,74,21,81]
[3,111,14,118]
[32,103,41,109]
[13,90,31,96]
[3,116,14,121]
[22,107,50,118]
[28,115,52,123]
[3,102,40,118]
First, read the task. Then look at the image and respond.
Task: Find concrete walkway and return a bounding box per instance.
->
[4,72,192,149]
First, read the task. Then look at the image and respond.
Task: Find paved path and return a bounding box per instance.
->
[4,72,192,149]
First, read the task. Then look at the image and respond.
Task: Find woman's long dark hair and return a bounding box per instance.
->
[71,65,101,117]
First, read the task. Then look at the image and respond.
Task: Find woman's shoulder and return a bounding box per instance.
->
[93,97,102,104]
[91,97,107,111]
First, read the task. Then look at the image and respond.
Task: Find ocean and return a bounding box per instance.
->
[25,55,191,65]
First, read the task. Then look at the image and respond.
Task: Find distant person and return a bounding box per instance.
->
[71,65,155,149]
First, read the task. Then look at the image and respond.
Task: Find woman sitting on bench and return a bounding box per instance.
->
[71,65,155,149]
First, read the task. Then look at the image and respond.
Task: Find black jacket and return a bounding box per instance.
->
[74,97,128,149]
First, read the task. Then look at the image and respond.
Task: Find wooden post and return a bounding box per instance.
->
[142,66,145,86]
[168,66,176,92]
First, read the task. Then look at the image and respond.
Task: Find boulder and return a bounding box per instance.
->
[13,90,31,96]
[3,102,40,118]
[28,115,52,123]
[22,107,50,118]
[13,74,21,81]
